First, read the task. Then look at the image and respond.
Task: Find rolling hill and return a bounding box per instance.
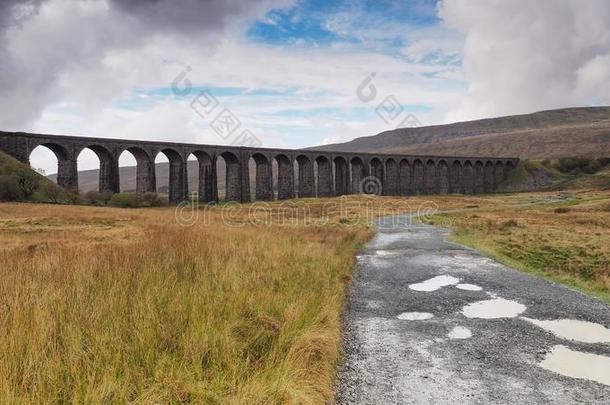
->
[313,107,610,159]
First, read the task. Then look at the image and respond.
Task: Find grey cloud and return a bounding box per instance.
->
[108,0,263,35]
[0,0,289,130]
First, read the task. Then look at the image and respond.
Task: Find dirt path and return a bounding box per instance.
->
[336,216,610,404]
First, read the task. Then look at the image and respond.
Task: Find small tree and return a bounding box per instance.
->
[15,168,39,199]
[40,182,64,203]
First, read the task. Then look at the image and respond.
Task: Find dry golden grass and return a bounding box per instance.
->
[2,192,607,403]
[0,201,377,403]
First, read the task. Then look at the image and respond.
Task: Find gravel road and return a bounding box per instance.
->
[336,215,610,404]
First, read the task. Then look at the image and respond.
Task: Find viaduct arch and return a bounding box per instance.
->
[0,131,519,204]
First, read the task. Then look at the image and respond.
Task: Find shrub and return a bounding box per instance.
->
[84,190,113,206]
[139,192,168,207]
[109,193,139,208]
[108,192,167,208]
[551,158,605,175]
[585,159,602,174]
[31,181,67,204]
[14,168,39,199]
[0,175,23,201]
[554,207,571,214]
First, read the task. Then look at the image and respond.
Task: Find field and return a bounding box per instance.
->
[1,191,609,403]
[426,191,610,304]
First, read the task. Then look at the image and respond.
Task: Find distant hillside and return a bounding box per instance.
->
[313,107,610,159]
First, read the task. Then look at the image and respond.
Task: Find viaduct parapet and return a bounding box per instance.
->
[0,131,519,203]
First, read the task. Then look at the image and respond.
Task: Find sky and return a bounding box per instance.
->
[1,0,610,173]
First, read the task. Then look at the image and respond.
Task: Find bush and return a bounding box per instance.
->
[33,181,66,203]
[0,175,23,201]
[585,159,602,174]
[108,192,168,208]
[84,190,114,206]
[551,158,606,175]
[14,167,39,199]
[144,192,168,207]
[554,207,571,214]
[109,193,140,208]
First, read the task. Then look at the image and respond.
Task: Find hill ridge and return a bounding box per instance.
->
[312,106,610,157]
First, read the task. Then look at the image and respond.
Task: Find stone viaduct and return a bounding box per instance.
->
[0,131,518,204]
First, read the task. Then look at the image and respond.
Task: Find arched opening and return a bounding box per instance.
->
[275,154,294,200]
[506,161,515,177]
[296,155,314,198]
[155,149,186,204]
[78,145,118,194]
[413,159,424,195]
[333,156,348,196]
[369,158,383,180]
[494,161,505,186]
[28,144,60,183]
[425,159,437,194]
[190,150,214,202]
[438,160,449,194]
[76,148,99,193]
[249,153,272,201]
[29,143,76,191]
[399,159,411,196]
[186,154,198,200]
[463,161,474,194]
[450,161,462,194]
[350,157,364,194]
[474,161,485,194]
[154,152,169,195]
[217,151,241,202]
[484,161,495,192]
[384,159,398,196]
[118,147,155,194]
[315,155,332,197]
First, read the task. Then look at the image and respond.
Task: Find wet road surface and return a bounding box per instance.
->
[336,216,610,404]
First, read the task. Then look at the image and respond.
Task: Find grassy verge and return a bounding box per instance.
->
[424,192,610,304]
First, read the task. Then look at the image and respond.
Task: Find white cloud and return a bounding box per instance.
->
[439,0,610,123]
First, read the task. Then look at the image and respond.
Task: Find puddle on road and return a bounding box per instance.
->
[539,345,610,386]
[397,312,434,320]
[462,298,526,319]
[448,326,472,339]
[523,318,610,343]
[370,232,416,248]
[456,283,483,291]
[375,250,398,256]
[409,275,460,292]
